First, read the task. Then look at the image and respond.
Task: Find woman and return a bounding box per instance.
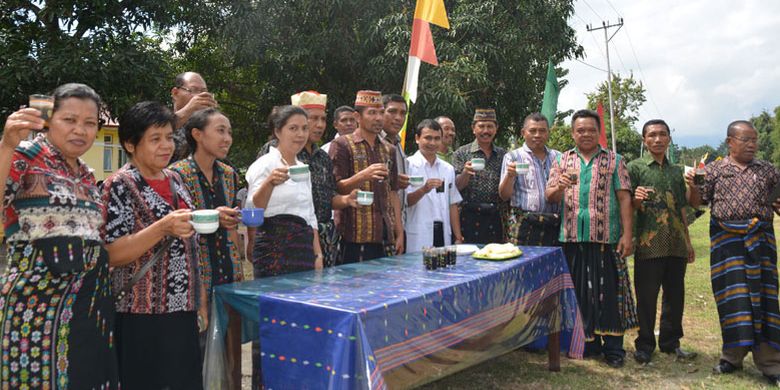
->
[252,91,356,267]
[245,105,321,388]
[169,108,242,307]
[102,101,205,390]
[0,84,118,388]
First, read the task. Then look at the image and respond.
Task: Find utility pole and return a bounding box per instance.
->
[587,19,623,152]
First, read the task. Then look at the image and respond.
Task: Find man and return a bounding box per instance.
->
[381,94,411,190]
[628,119,697,365]
[321,105,357,155]
[330,90,405,262]
[435,116,457,162]
[405,119,465,252]
[688,120,780,385]
[452,108,506,244]
[545,109,637,368]
[170,71,218,162]
[498,112,561,246]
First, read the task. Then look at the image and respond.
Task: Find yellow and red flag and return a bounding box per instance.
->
[400,0,449,149]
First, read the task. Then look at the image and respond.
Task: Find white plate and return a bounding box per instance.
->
[455,244,479,255]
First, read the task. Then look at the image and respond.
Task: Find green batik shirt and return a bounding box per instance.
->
[627,155,689,260]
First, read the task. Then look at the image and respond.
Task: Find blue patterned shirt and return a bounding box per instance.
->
[500,143,561,213]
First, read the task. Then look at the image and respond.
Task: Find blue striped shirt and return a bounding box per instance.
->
[500,143,561,213]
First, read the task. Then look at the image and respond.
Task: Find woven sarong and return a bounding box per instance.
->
[252,214,315,278]
[563,242,638,340]
[507,208,560,247]
[710,218,780,350]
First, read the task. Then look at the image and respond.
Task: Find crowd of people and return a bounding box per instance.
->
[0,70,779,389]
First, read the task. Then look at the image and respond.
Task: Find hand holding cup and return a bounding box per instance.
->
[164,209,195,238]
[217,206,240,230]
[2,108,45,149]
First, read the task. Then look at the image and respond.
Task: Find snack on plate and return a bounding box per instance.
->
[473,243,522,259]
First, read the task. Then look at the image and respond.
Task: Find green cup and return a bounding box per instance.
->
[289,164,310,182]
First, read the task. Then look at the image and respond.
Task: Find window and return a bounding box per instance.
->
[103,135,113,172]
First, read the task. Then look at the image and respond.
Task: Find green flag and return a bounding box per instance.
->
[540,60,559,127]
[668,140,678,164]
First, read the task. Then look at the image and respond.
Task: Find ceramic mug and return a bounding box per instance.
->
[241,208,264,227]
[471,158,486,171]
[289,164,310,182]
[190,210,219,234]
[357,190,374,206]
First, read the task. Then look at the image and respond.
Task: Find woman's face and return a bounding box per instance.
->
[275,114,309,154]
[46,97,100,163]
[129,124,175,173]
[194,113,232,160]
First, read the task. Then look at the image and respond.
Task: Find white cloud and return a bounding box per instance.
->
[559,0,780,147]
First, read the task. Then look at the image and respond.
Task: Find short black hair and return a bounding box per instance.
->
[414,119,442,137]
[184,107,224,153]
[522,113,548,128]
[119,101,176,156]
[434,115,452,123]
[641,119,670,137]
[727,120,754,137]
[382,94,406,108]
[333,105,355,122]
[268,105,307,140]
[571,109,600,130]
[52,83,102,115]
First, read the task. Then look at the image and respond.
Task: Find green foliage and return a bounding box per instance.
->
[583,73,644,160]
[675,144,716,167]
[0,0,223,119]
[184,0,582,167]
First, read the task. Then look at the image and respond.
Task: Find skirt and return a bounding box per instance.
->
[460,203,505,244]
[0,239,118,389]
[563,242,638,339]
[318,220,341,268]
[507,208,560,246]
[115,311,202,390]
[252,214,316,277]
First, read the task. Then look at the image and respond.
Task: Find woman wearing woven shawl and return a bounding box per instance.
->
[688,120,780,386]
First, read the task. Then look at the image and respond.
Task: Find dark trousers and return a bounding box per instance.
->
[341,242,386,264]
[634,256,687,353]
[585,335,625,359]
[433,221,444,247]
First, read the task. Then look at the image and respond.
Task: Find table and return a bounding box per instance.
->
[204,246,584,389]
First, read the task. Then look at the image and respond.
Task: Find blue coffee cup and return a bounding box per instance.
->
[241,208,264,227]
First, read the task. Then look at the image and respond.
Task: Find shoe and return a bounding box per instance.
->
[712,359,741,374]
[661,347,698,360]
[765,374,780,387]
[605,355,624,368]
[633,350,652,364]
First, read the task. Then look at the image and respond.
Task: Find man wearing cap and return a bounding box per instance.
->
[321,105,357,155]
[499,113,561,246]
[170,71,218,163]
[452,108,507,244]
[435,116,457,163]
[253,91,357,267]
[330,90,405,262]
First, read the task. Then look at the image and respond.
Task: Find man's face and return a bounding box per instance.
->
[471,120,497,145]
[358,106,385,135]
[383,101,407,136]
[333,111,357,136]
[171,73,208,109]
[643,124,670,157]
[306,108,327,144]
[521,120,549,151]
[437,117,456,147]
[727,124,758,164]
[416,127,442,158]
[571,117,599,152]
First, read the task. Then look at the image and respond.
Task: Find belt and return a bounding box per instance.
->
[462,202,498,211]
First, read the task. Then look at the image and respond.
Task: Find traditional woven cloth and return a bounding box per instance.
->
[710,218,780,350]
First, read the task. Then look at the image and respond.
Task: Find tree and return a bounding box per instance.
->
[0,0,224,119]
[180,0,583,167]
[585,73,645,161]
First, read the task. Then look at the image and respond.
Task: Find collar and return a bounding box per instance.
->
[382,131,401,145]
[38,134,91,177]
[571,145,607,159]
[640,154,668,166]
[521,143,550,158]
[413,150,439,167]
[723,155,762,168]
[188,155,224,176]
[468,139,495,154]
[268,146,301,165]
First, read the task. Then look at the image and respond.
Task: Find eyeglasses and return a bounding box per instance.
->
[730,135,758,144]
[177,86,209,94]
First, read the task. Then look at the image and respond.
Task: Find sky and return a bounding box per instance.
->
[559,0,780,147]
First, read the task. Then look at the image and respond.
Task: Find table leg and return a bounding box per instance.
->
[226,305,242,388]
[547,331,561,372]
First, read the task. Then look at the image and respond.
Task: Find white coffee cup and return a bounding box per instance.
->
[357,190,374,206]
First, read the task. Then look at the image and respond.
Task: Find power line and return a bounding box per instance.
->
[603,0,623,18]
[574,12,606,60]
[575,58,607,73]
[622,28,663,118]
[612,41,630,74]
[587,19,624,152]
[581,0,604,20]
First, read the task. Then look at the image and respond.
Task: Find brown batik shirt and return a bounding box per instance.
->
[700,156,780,222]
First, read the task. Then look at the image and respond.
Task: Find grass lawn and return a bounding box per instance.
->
[420,211,780,389]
